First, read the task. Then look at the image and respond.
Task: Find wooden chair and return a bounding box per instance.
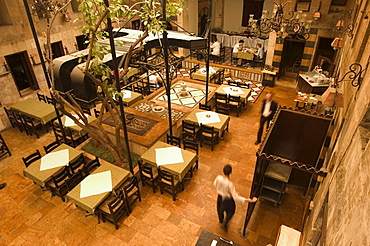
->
[94,109,101,118]
[182,120,198,141]
[199,103,211,111]
[4,107,16,129]
[138,160,159,193]
[189,64,200,77]
[166,134,181,147]
[48,167,71,201]
[215,104,230,116]
[227,81,238,87]
[122,176,141,213]
[22,115,43,138]
[183,140,199,177]
[46,96,54,105]
[22,150,42,167]
[43,140,61,154]
[97,189,129,229]
[81,106,91,116]
[237,81,250,89]
[199,124,219,151]
[0,134,11,158]
[228,95,242,117]
[218,46,226,63]
[37,93,46,103]
[66,169,84,191]
[82,156,101,176]
[158,168,184,201]
[68,155,86,174]
[12,111,26,133]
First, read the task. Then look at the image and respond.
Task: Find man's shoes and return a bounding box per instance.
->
[254,141,261,145]
[220,224,228,232]
[0,183,6,189]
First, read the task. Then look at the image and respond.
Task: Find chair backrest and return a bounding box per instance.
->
[199,103,211,111]
[37,93,46,103]
[4,108,15,121]
[46,96,54,105]
[228,95,241,105]
[183,139,199,154]
[216,105,230,115]
[227,81,238,86]
[123,176,139,198]
[108,189,127,216]
[66,170,84,191]
[220,46,226,58]
[43,140,61,154]
[83,156,101,175]
[81,106,91,116]
[158,168,175,186]
[94,109,101,118]
[22,149,42,167]
[138,160,156,179]
[69,155,86,174]
[215,92,228,102]
[51,166,71,188]
[200,124,216,137]
[166,134,181,147]
[182,121,197,135]
[0,134,11,157]
[237,81,250,89]
[218,69,225,84]
[22,115,36,127]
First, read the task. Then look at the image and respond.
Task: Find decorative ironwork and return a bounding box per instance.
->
[337,62,369,88]
[248,0,312,40]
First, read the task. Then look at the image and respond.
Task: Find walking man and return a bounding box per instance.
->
[255,92,278,145]
[214,164,257,231]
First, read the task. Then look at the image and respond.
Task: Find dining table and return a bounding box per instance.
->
[214,84,251,104]
[185,108,230,137]
[140,141,198,181]
[236,50,254,61]
[23,144,83,187]
[120,89,143,106]
[11,98,56,124]
[191,67,221,82]
[61,114,96,135]
[65,162,131,214]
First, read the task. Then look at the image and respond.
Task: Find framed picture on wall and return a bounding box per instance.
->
[296,2,310,11]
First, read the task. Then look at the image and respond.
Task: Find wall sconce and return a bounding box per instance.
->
[313,1,321,21]
[331,37,343,50]
[337,62,368,88]
[313,12,321,21]
[3,62,9,72]
[30,55,37,65]
[64,12,71,22]
[336,20,345,30]
[64,46,69,55]
[322,61,368,108]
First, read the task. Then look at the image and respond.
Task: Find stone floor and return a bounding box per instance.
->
[0,79,304,246]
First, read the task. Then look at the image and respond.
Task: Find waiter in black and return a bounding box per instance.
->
[255,92,278,145]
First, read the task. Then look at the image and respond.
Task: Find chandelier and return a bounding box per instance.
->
[248,0,312,40]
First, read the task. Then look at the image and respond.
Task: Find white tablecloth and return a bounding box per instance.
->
[80,170,113,198]
[195,111,221,124]
[40,149,70,171]
[155,147,184,165]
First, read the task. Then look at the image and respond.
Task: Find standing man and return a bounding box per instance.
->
[214,164,257,231]
[255,92,278,145]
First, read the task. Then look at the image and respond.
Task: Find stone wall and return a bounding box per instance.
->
[302,0,370,245]
[0,0,83,131]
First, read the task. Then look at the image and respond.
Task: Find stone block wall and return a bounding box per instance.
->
[302,0,370,245]
[0,0,84,131]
